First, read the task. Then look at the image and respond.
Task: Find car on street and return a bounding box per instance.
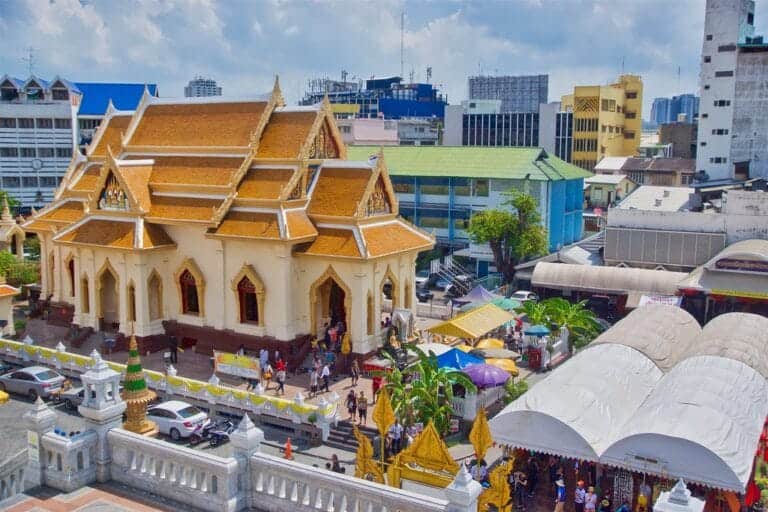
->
[60,385,123,410]
[415,269,433,289]
[0,366,65,400]
[434,277,451,291]
[416,288,434,303]
[147,400,211,441]
[510,290,538,302]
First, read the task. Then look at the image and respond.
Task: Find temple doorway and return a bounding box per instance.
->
[314,277,348,336]
[98,266,119,332]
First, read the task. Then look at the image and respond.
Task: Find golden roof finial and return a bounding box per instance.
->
[272,75,285,107]
[1,195,12,223]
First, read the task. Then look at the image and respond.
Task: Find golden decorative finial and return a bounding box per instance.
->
[121,333,158,436]
[272,75,285,107]
[1,195,12,223]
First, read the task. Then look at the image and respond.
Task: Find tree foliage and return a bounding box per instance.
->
[516,297,602,351]
[466,190,548,283]
[0,251,16,276]
[0,191,20,211]
[381,344,477,435]
[503,377,528,405]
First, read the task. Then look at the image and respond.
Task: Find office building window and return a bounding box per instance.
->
[700,142,707,146]
[419,178,449,195]
[79,119,100,130]
[713,100,731,107]
[39,176,58,187]
[0,148,18,157]
[38,148,54,158]
[453,179,471,196]
[0,118,15,128]
[704,56,711,63]
[702,113,709,118]
[56,147,73,158]
[715,70,734,77]
[711,129,729,135]
[19,147,35,158]
[623,131,636,139]
[54,118,71,129]
[22,177,38,187]
[17,118,34,129]
[391,178,414,194]
[626,92,638,99]
[35,119,53,129]
[2,177,20,188]
[748,12,754,24]
[706,34,713,40]
[704,85,710,90]
[625,112,637,119]
[710,157,727,164]
[718,44,737,52]
[419,216,450,229]
[473,179,489,197]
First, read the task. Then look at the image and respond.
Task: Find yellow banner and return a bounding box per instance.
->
[711,289,768,299]
[213,351,260,379]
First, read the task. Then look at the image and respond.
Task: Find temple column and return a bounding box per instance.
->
[133,260,150,337]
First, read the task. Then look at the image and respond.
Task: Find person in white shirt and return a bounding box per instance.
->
[321,364,331,393]
[389,420,404,453]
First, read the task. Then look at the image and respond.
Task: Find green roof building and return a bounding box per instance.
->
[347,146,591,267]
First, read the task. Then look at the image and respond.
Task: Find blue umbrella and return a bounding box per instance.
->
[524,324,550,336]
[436,348,483,370]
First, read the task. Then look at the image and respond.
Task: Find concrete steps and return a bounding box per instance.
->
[325,420,378,452]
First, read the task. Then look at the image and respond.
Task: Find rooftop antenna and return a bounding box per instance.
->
[21,47,37,75]
[400,11,405,80]
[341,69,348,83]
[621,56,625,74]
[426,67,432,84]
[409,68,415,84]
[677,66,681,92]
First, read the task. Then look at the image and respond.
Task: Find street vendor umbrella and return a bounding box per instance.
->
[414,342,453,357]
[470,348,521,360]
[524,325,550,336]
[485,358,520,377]
[436,348,483,370]
[475,338,505,349]
[463,363,510,388]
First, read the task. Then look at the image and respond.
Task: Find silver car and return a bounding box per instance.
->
[0,366,65,400]
[60,385,122,410]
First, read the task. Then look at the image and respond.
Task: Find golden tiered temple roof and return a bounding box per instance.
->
[24,78,433,259]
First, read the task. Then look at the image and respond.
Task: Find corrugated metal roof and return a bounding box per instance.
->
[75,82,158,116]
[346,145,592,181]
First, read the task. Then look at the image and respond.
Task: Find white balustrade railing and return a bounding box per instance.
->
[0,450,26,503]
[452,386,507,421]
[108,428,242,512]
[249,451,449,512]
[41,430,98,492]
[0,339,338,439]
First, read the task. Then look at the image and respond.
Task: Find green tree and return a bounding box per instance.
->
[544,298,601,351]
[503,377,528,405]
[0,191,20,212]
[466,190,548,283]
[23,236,40,261]
[0,251,16,276]
[381,345,477,435]
[517,300,549,327]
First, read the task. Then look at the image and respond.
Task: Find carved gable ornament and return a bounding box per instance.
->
[366,176,392,216]
[99,172,130,211]
[308,120,340,159]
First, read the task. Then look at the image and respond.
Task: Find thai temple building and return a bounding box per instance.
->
[22,79,433,360]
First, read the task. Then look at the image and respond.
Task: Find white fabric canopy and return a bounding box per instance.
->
[490,306,768,492]
[414,342,454,357]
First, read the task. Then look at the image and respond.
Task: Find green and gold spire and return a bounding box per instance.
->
[121,335,158,436]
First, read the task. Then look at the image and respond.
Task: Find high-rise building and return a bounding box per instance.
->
[651,94,700,125]
[468,74,548,113]
[184,76,222,97]
[561,74,643,170]
[696,0,765,182]
[0,75,80,210]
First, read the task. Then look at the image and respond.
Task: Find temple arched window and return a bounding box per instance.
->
[237,277,259,324]
[180,270,199,315]
[67,259,75,298]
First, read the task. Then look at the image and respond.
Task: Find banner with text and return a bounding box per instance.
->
[213,351,261,379]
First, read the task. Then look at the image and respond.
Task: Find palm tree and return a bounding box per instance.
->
[517,300,549,327]
[541,298,601,351]
[380,345,477,435]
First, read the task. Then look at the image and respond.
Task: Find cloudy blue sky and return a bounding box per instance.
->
[1,0,766,119]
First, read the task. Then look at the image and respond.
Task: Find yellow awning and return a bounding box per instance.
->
[331,103,360,114]
[427,304,515,340]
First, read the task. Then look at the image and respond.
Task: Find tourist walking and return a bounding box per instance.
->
[309,367,319,397]
[168,335,179,364]
[345,390,357,422]
[259,349,268,373]
[321,363,331,393]
[574,480,586,512]
[357,391,368,425]
[350,359,360,386]
[262,362,273,390]
[389,419,403,454]
[513,470,528,510]
[276,367,286,395]
[554,479,566,512]
[585,486,597,512]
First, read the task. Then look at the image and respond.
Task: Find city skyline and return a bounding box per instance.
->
[0,0,766,120]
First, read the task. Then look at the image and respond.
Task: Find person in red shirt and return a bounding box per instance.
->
[372,376,382,403]
[275,358,287,372]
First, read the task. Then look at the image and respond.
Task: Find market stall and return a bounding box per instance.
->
[427,303,516,340]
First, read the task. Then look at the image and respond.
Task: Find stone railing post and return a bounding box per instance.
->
[23,397,57,489]
[230,413,264,511]
[445,465,483,512]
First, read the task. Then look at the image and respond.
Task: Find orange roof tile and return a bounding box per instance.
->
[361,221,433,258]
[148,156,244,187]
[142,222,176,248]
[130,102,267,147]
[57,219,135,249]
[257,111,317,158]
[0,284,20,298]
[23,220,56,232]
[90,115,131,156]
[117,165,152,212]
[147,195,222,222]
[308,167,371,217]
[237,168,295,200]
[214,211,281,239]
[285,210,317,239]
[302,228,361,258]
[71,164,101,193]
[38,201,85,223]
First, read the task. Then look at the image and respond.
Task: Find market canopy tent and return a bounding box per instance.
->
[436,348,483,370]
[489,306,768,493]
[455,285,499,304]
[460,297,522,312]
[427,303,515,339]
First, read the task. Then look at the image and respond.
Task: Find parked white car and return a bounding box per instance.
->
[146,400,210,441]
[510,290,539,302]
